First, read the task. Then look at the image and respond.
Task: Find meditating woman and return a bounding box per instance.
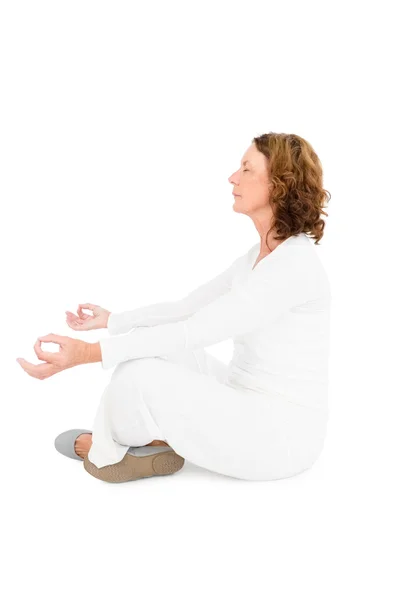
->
[17,132,332,484]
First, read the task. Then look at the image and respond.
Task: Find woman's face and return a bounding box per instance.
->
[228,143,271,215]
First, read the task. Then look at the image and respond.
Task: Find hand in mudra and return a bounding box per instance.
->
[65,303,111,331]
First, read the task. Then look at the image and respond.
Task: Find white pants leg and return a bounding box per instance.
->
[87,348,329,481]
[87,349,225,469]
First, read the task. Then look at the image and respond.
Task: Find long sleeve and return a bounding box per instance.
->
[99,247,317,370]
[107,249,251,335]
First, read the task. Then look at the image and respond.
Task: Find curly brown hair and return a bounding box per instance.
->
[252,132,331,248]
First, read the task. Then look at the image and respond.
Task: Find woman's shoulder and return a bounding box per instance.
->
[251,235,330,294]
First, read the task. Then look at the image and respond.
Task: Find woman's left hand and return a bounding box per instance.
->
[16,334,91,380]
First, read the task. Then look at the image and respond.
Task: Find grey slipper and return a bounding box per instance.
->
[54,428,93,461]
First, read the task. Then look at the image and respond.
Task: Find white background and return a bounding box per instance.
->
[2,0,399,598]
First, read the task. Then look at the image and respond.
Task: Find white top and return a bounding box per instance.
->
[99,233,331,412]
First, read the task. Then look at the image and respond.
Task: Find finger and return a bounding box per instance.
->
[16,357,37,377]
[35,337,67,364]
[34,339,59,363]
[77,307,90,319]
[66,312,84,324]
[37,333,65,345]
[78,312,95,322]
[66,311,79,319]
[65,315,86,332]
[16,357,49,379]
[78,304,96,318]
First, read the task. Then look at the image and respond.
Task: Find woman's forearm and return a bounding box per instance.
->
[107,251,249,335]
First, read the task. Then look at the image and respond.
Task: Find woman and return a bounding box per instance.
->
[17,132,332,483]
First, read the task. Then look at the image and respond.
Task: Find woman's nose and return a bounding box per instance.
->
[228,172,238,184]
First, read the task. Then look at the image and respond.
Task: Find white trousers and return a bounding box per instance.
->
[87,348,329,481]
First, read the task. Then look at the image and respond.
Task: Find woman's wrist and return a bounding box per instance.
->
[86,341,102,364]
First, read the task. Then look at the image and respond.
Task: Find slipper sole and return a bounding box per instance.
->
[83,449,185,483]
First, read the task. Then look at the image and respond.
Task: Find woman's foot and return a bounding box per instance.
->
[74,434,169,459]
[74,433,93,459]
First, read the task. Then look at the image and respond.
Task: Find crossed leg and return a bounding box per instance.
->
[82,345,326,481]
[79,348,228,464]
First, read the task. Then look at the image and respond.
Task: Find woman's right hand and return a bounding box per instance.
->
[65,303,111,332]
